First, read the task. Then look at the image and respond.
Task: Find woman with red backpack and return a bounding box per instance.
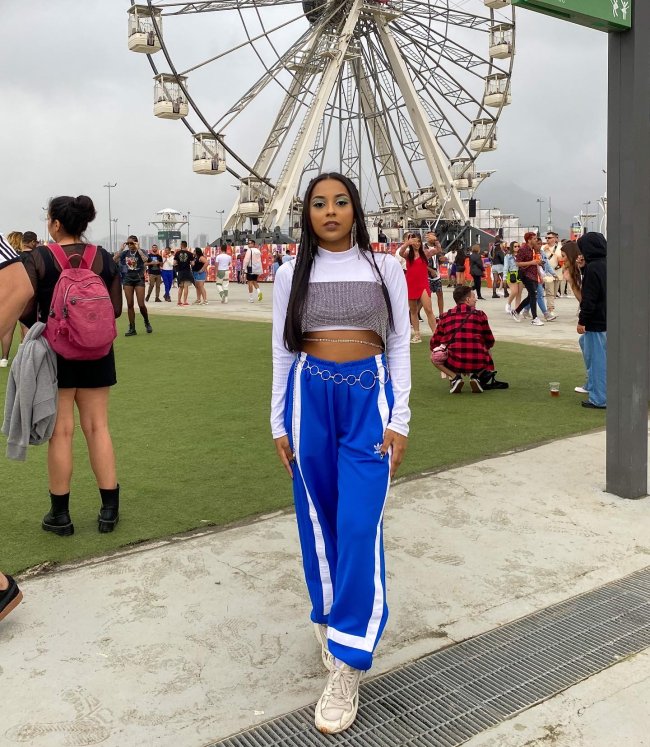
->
[20,195,123,535]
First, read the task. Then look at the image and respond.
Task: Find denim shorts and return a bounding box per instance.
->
[193,271,207,281]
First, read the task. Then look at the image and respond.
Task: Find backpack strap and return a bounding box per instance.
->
[47,243,72,271]
[81,244,98,270]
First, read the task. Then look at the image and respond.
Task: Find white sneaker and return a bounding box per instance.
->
[531,318,545,326]
[510,310,521,323]
[0,358,8,368]
[544,313,556,321]
[315,663,362,734]
[505,303,511,313]
[575,386,589,394]
[313,623,334,672]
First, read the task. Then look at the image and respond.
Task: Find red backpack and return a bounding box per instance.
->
[44,244,117,361]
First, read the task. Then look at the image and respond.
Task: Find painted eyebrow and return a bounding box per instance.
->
[311,193,350,199]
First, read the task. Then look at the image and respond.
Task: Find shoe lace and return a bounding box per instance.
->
[324,666,359,707]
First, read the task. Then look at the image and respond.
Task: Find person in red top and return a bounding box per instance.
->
[430,285,495,393]
[398,232,436,343]
[511,231,544,326]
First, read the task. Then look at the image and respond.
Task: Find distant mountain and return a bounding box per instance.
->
[476,181,578,238]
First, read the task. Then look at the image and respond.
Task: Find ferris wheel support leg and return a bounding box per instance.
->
[373,15,468,223]
[265,0,364,229]
[355,58,410,210]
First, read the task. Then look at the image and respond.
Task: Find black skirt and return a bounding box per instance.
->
[57,346,117,389]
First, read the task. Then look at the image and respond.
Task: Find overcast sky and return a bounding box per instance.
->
[0,1,608,244]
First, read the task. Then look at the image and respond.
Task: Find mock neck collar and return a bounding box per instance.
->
[316,244,359,262]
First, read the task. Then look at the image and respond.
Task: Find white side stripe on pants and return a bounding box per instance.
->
[293,357,334,614]
[328,353,391,653]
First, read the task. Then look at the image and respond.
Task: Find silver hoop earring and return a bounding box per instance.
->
[351,222,357,248]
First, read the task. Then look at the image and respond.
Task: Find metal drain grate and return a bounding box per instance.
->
[211,567,650,747]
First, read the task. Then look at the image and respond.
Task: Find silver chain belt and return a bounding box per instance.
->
[300,360,390,390]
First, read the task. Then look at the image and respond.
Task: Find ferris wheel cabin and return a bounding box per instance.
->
[192,133,226,175]
[483,73,512,108]
[489,24,514,59]
[154,74,189,119]
[450,159,476,191]
[127,5,162,54]
[470,120,498,152]
[483,0,512,9]
[238,178,272,218]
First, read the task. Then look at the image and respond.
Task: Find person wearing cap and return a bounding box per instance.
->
[0,233,34,621]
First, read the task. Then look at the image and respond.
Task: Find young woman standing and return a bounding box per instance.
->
[272,173,411,735]
[161,247,175,301]
[20,196,122,535]
[504,241,522,313]
[192,247,209,304]
[398,232,437,343]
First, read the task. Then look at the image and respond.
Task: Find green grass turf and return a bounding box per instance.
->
[0,316,603,574]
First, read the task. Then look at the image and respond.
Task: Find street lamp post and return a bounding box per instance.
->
[216,210,225,240]
[536,197,545,235]
[112,218,118,250]
[187,211,191,246]
[41,207,48,243]
[104,182,117,253]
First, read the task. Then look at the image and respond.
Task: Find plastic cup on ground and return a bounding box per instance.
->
[549,381,560,397]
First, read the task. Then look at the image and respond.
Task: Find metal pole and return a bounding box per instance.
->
[607,4,650,499]
[187,211,191,246]
[104,182,117,253]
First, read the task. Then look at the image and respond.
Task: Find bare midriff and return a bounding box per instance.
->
[301,330,384,362]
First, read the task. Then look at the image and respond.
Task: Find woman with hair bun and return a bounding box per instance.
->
[271,172,411,735]
[20,195,123,535]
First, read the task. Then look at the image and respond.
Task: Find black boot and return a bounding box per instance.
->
[98,485,120,533]
[42,492,74,536]
[125,324,137,337]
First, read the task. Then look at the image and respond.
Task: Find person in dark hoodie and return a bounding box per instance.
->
[577,232,607,409]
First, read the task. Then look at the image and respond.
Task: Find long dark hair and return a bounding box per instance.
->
[561,241,582,290]
[404,232,425,264]
[284,172,394,352]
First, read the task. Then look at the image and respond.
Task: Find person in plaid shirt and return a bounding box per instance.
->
[430,285,495,393]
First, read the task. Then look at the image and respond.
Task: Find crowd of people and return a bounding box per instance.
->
[0,175,607,735]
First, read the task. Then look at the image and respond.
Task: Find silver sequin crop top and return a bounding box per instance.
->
[301,281,389,344]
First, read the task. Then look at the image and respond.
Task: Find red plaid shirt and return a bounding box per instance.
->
[430,304,495,373]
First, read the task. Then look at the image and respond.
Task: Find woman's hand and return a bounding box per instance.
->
[380,429,408,478]
[274,435,294,478]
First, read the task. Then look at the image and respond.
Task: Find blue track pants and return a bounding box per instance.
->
[285,353,394,671]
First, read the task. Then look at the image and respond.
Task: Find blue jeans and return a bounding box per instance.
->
[578,334,591,391]
[520,283,548,315]
[581,331,607,406]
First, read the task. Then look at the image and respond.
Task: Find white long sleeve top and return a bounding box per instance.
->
[271,245,411,439]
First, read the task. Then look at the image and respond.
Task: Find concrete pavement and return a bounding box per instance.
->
[2,429,649,747]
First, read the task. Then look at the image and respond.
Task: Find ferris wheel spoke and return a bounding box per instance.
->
[372,13,467,220]
[362,36,425,191]
[399,1,493,31]
[178,2,327,76]
[392,23,493,124]
[355,53,411,209]
[392,17,497,77]
[154,0,308,15]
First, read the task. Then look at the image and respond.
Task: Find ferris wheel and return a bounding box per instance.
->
[128,0,515,234]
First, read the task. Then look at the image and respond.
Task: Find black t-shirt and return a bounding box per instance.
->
[174,249,193,272]
[120,249,146,279]
[148,252,163,275]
